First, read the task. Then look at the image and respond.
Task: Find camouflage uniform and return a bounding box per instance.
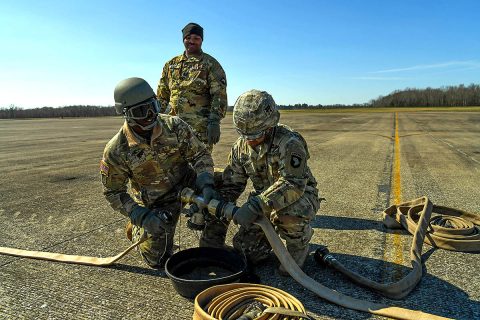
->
[157,51,227,146]
[101,114,216,268]
[222,124,321,264]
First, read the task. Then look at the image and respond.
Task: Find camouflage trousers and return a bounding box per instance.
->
[195,131,213,152]
[233,191,320,265]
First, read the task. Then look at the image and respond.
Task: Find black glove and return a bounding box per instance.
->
[207,119,221,145]
[129,204,173,236]
[196,172,218,204]
[233,197,263,228]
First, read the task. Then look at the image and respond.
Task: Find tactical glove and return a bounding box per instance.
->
[233,197,263,228]
[207,116,221,145]
[129,204,173,236]
[196,172,218,204]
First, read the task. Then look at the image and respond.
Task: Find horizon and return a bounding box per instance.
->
[3,82,479,109]
[1,0,479,109]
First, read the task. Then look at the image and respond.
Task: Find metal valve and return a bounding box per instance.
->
[180,187,238,230]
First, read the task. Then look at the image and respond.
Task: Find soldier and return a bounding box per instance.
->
[157,22,227,150]
[100,77,221,268]
[222,90,321,276]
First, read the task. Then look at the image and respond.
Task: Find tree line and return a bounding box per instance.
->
[0,105,116,119]
[2,83,479,119]
[369,84,480,107]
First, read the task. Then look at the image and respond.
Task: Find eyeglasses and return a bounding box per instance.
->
[125,99,160,120]
[236,128,265,140]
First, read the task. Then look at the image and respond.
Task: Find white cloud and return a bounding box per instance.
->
[350,76,407,81]
[370,60,480,74]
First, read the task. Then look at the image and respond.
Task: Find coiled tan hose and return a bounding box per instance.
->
[193,283,309,320]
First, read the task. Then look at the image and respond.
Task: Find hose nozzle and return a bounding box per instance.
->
[180,187,238,221]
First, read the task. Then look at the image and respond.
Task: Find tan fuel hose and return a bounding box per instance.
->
[0,195,474,319]
[193,283,309,320]
[252,214,450,320]
[316,197,480,300]
[0,234,147,266]
[387,202,480,252]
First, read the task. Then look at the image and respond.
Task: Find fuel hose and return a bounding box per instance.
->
[315,197,480,300]
[0,234,147,266]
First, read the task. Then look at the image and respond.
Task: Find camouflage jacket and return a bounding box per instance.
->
[101,114,214,216]
[222,124,319,213]
[157,51,227,139]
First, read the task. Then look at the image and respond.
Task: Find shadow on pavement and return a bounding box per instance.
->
[107,263,168,278]
[312,214,409,234]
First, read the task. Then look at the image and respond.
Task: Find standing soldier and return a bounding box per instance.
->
[157,22,227,150]
[100,77,220,268]
[222,90,321,276]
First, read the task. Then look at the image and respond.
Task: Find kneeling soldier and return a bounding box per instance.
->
[222,90,321,275]
[100,77,218,268]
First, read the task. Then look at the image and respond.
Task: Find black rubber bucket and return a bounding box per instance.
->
[165,247,247,298]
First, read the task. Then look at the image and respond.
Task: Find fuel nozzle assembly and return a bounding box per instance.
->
[180,187,238,230]
[185,204,206,230]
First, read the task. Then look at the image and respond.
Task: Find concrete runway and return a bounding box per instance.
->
[0,111,478,319]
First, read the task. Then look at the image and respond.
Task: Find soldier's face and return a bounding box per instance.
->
[184,34,203,55]
[245,135,266,147]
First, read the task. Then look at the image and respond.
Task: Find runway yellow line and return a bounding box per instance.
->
[383,112,405,281]
[393,113,402,206]
[392,112,404,270]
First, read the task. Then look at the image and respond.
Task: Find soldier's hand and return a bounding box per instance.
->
[202,185,223,204]
[233,198,263,228]
[143,209,174,236]
[196,172,217,204]
[207,121,221,145]
[129,204,173,236]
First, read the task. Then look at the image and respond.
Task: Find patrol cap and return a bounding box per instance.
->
[233,90,280,136]
[182,22,203,40]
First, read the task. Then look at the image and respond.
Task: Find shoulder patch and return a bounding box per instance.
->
[100,159,110,176]
[290,152,303,168]
[285,146,306,177]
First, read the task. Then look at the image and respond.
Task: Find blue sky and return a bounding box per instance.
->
[1,0,479,108]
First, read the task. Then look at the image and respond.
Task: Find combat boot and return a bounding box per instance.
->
[278,244,310,277]
[125,221,133,242]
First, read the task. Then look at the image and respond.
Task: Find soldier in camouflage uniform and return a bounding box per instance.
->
[157,22,227,150]
[222,90,321,276]
[101,77,220,268]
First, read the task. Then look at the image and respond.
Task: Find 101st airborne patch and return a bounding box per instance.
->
[290,152,302,168]
[100,159,110,176]
[286,150,305,176]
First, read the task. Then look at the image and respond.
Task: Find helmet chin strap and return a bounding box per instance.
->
[125,116,158,131]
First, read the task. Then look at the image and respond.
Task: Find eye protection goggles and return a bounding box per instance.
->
[125,99,160,120]
[236,128,265,141]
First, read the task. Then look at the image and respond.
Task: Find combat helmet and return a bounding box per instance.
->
[233,90,280,138]
[114,77,160,130]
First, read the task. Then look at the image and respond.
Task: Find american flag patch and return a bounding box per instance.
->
[100,159,110,176]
